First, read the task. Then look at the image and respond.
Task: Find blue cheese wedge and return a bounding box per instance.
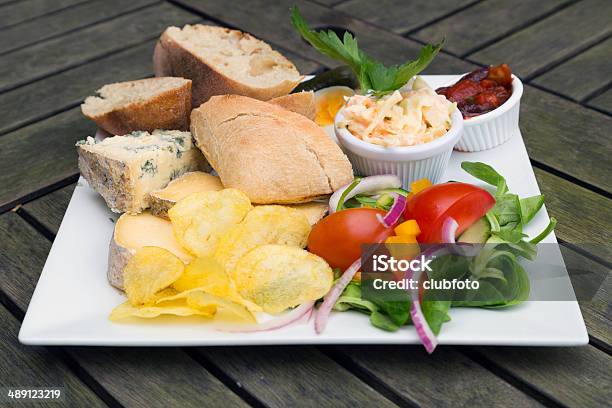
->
[77,130,207,214]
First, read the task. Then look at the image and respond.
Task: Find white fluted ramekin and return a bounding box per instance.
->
[454,75,523,152]
[335,108,463,186]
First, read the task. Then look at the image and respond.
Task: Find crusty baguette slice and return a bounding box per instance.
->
[190,95,354,204]
[108,212,193,290]
[81,77,192,135]
[269,91,316,120]
[154,25,301,107]
[149,171,223,219]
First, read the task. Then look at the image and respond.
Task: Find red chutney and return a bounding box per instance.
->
[436,64,513,118]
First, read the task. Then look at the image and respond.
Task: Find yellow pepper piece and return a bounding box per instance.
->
[394,220,421,237]
[385,235,417,244]
[410,178,432,194]
[385,235,420,260]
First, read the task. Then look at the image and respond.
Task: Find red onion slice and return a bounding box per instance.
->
[376,193,406,228]
[218,301,314,333]
[410,300,438,353]
[315,257,362,334]
[403,245,449,354]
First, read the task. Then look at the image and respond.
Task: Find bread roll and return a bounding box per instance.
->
[154,25,301,107]
[269,91,316,120]
[81,77,191,135]
[191,95,353,204]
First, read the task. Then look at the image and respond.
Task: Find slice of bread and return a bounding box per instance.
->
[81,77,192,135]
[154,25,301,108]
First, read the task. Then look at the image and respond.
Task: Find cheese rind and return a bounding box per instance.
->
[108,212,193,289]
[149,171,223,219]
[77,130,207,214]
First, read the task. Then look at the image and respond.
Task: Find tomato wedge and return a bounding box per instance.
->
[307,208,395,270]
[404,182,495,243]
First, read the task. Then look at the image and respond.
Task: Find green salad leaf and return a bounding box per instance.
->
[291,6,443,95]
[461,161,556,246]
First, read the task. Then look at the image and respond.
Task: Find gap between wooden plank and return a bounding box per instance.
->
[399,0,484,36]
[0,0,95,32]
[582,79,612,104]
[0,173,79,215]
[0,0,162,57]
[317,347,419,408]
[436,0,580,58]
[460,348,565,408]
[182,349,269,408]
[557,238,612,271]
[0,1,196,95]
[589,335,612,356]
[48,347,125,408]
[530,159,611,199]
[523,31,612,82]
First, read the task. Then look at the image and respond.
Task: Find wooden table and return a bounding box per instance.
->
[0,0,610,406]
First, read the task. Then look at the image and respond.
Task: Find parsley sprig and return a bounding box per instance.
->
[290,6,443,95]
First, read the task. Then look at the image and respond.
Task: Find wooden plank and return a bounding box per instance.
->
[0,0,157,55]
[0,212,250,408]
[173,0,475,73]
[532,37,612,101]
[469,0,612,78]
[477,346,612,407]
[336,346,542,407]
[68,347,249,408]
[0,212,52,312]
[412,0,571,57]
[0,304,107,407]
[561,247,612,345]
[587,88,612,114]
[22,184,76,235]
[582,273,611,345]
[0,108,92,210]
[534,168,612,262]
[0,40,156,135]
[0,0,87,29]
[335,0,476,34]
[520,85,612,192]
[196,346,399,408]
[0,2,199,93]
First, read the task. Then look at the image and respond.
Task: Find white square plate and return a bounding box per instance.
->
[19,76,588,346]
